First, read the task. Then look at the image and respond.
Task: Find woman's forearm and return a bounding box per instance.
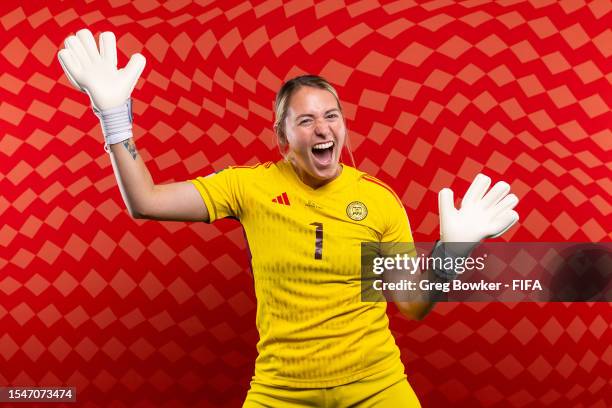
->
[108,138,155,218]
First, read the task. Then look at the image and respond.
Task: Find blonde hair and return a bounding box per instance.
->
[273,75,355,167]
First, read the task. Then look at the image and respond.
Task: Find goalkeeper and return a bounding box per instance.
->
[58,29,519,407]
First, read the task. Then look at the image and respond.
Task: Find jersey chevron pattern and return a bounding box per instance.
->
[191,160,413,388]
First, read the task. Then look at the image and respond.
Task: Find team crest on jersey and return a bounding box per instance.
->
[346,201,368,221]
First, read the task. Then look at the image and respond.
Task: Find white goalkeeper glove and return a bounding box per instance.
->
[437,173,519,258]
[57,28,146,148]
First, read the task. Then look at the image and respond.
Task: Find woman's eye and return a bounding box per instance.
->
[299,119,312,125]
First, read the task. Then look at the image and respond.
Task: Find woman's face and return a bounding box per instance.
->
[283,86,346,188]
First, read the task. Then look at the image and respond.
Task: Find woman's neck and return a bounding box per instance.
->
[288,158,342,189]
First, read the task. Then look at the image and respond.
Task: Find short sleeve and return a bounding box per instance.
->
[380,194,415,258]
[190,168,243,222]
[383,197,413,243]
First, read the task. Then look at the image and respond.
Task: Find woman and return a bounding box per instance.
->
[58,29,519,407]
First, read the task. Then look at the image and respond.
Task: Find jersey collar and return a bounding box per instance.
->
[278,160,354,194]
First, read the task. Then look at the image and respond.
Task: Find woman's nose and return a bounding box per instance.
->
[314,117,330,136]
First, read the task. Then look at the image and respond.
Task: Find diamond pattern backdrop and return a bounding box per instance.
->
[0,0,610,407]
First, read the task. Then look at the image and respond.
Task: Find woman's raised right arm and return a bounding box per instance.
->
[108,139,208,222]
[58,28,208,222]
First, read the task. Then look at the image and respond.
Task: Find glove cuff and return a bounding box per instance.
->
[93,99,133,151]
[431,241,461,280]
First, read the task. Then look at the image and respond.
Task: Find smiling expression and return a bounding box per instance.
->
[282,86,346,189]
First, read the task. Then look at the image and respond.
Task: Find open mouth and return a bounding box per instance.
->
[311,141,335,166]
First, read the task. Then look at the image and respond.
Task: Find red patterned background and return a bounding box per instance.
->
[0,0,610,407]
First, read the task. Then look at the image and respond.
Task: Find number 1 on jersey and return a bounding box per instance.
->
[310,222,323,260]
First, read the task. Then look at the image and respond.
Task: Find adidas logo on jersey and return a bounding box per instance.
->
[272,192,291,206]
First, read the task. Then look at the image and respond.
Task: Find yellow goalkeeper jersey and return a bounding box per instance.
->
[191,160,413,388]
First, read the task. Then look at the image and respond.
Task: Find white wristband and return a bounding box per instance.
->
[93,99,133,151]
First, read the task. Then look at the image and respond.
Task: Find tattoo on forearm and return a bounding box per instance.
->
[123,139,138,160]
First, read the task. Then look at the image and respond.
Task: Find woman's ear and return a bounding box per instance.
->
[274,125,290,157]
[342,122,356,168]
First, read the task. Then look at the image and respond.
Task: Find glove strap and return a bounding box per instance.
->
[431,241,462,280]
[93,99,133,152]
